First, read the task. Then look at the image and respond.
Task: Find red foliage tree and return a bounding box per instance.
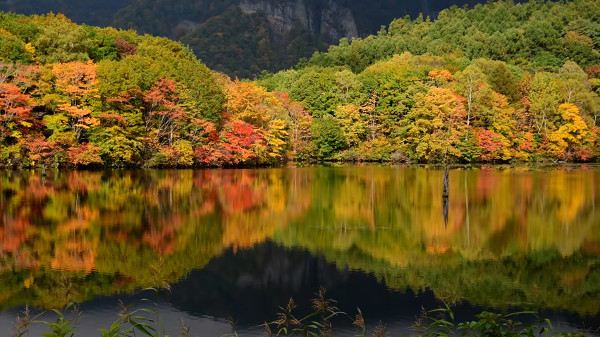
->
[67,143,104,166]
[26,136,60,166]
[585,65,600,78]
[115,38,138,58]
[476,128,510,161]
[194,115,265,166]
[0,83,39,140]
[143,78,186,146]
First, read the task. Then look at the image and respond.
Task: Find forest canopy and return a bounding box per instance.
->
[1,0,600,168]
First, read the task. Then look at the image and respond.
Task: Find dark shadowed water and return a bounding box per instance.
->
[1,166,600,336]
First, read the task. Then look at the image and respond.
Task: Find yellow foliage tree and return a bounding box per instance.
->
[546,103,590,160]
[265,119,289,162]
[403,87,467,162]
[224,79,279,127]
[335,104,368,147]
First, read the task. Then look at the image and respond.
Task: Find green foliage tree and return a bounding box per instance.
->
[453,65,492,127]
[288,67,339,117]
[528,72,561,133]
[0,29,33,63]
[311,115,347,159]
[32,14,93,64]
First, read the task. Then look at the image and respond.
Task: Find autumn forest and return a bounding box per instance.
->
[1,1,600,168]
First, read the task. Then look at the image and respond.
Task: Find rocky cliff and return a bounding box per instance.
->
[239,0,358,44]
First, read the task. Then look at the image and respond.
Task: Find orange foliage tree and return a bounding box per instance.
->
[52,60,100,142]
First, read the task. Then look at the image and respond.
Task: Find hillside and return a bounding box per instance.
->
[0,0,526,78]
[304,0,600,72]
[0,1,599,169]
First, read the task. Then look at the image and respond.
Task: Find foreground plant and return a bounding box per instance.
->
[12,305,43,337]
[99,259,174,337]
[264,287,348,336]
[40,306,76,337]
[11,289,594,337]
[413,303,589,337]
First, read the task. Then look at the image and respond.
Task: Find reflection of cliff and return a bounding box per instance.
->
[168,242,433,326]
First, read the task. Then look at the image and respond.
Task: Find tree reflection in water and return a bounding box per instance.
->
[0,166,599,317]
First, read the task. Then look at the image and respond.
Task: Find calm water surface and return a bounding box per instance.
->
[1,166,600,335]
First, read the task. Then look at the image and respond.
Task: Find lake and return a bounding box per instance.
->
[1,166,600,336]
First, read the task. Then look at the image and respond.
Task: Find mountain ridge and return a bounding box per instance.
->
[0,0,526,77]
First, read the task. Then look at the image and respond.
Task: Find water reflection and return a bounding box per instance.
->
[1,166,600,317]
